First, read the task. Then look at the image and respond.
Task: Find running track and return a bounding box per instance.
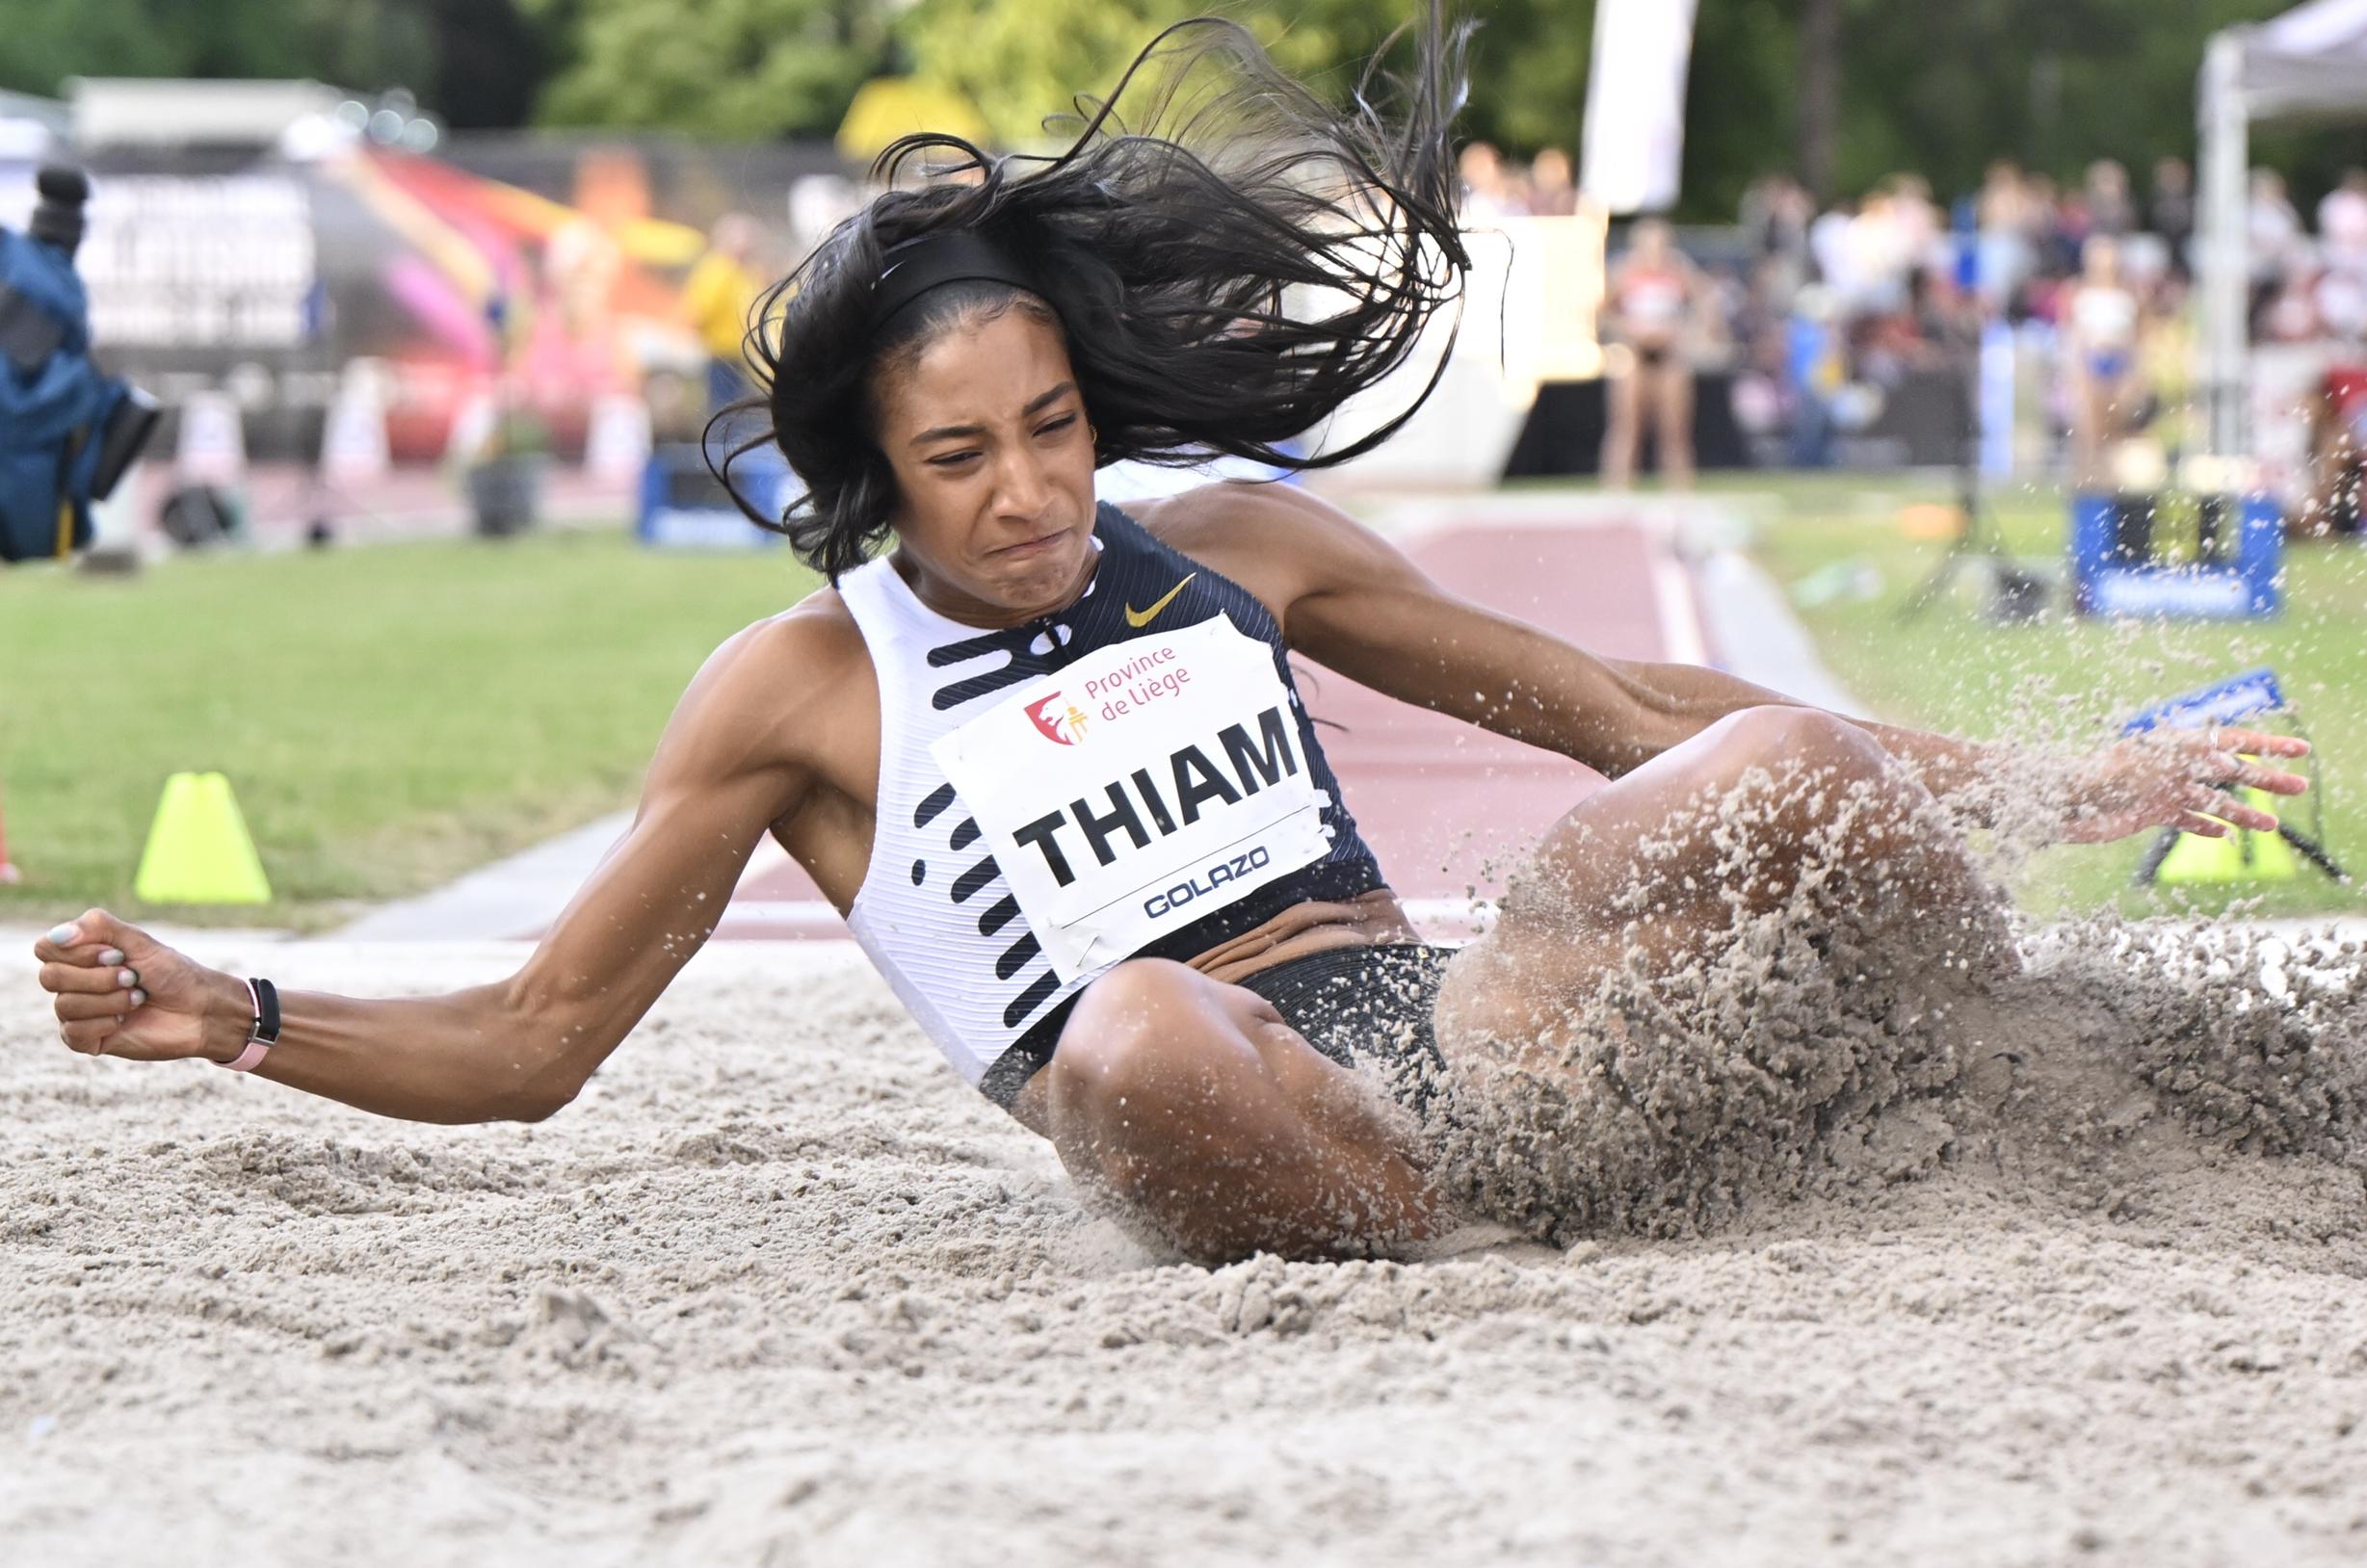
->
[702,516,1714,942]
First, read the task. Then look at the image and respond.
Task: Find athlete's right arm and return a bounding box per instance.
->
[29,610,841,1124]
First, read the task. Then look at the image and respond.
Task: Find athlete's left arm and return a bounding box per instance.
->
[1241,487,1799,775]
[1223,486,2306,835]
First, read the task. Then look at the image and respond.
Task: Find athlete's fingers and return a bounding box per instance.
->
[2183,781,2278,832]
[32,909,134,966]
[2212,728,2308,759]
[60,1018,116,1055]
[2228,758,2309,796]
[2171,811,2229,838]
[53,989,142,1023]
[39,961,140,997]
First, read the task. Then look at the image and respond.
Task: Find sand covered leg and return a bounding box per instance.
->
[1442,705,2007,1041]
[1432,705,2022,1238]
[1025,958,1444,1266]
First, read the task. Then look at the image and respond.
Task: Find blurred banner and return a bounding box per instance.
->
[0,137,841,463]
[1580,0,1698,215]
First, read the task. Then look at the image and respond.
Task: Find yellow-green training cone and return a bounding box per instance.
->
[134,772,273,904]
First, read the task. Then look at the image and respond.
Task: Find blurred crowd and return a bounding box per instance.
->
[1460,140,2367,520]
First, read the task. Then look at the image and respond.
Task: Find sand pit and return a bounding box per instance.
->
[5,926,2366,1566]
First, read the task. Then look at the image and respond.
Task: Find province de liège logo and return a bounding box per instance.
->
[1024,693,1091,745]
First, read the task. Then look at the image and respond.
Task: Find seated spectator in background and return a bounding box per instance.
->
[1599,218,1708,489]
[2249,169,2304,324]
[2318,169,2367,281]
[1975,160,2038,313]
[2065,235,2144,483]
[1528,147,1577,217]
[2149,157,2196,276]
[1458,142,1523,222]
[1855,266,1948,386]
[2304,360,2367,537]
[2262,247,2327,343]
[1783,284,1849,469]
[1741,172,1815,303]
[1809,197,1859,306]
[2082,159,2137,239]
[2026,173,2079,278]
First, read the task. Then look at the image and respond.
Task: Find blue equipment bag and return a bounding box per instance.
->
[0,211,140,563]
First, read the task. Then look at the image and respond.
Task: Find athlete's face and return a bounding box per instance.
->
[873,305,1098,626]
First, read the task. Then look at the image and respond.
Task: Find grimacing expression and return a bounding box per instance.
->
[872,304,1099,627]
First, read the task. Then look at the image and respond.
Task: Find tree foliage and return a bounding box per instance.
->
[10,0,2367,217]
[521,0,886,141]
[0,0,436,102]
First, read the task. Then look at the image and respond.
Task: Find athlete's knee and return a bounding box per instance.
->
[1709,704,1887,785]
[1044,959,1247,1124]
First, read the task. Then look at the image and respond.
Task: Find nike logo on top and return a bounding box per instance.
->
[1124,573,1197,628]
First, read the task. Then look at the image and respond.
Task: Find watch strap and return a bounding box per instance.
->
[215,976,279,1073]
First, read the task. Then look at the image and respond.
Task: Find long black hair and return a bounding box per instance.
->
[720,4,1472,581]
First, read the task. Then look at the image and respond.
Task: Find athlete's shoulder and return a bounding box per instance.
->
[721,583,867,676]
[1132,481,1399,585]
[1133,481,1425,603]
[677,584,874,767]
[1130,478,1342,544]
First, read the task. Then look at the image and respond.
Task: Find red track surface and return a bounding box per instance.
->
[712,517,1708,940]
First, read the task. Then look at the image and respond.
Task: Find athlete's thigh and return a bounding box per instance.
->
[1017,958,1441,1262]
[1014,957,1407,1155]
[1431,714,1806,1052]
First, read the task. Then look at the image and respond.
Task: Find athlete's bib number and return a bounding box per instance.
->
[931,614,1331,982]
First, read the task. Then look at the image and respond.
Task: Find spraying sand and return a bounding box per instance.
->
[3,902,2364,1565]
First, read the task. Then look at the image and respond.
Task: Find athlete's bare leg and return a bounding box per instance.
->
[1013,710,1996,1264]
[1653,363,1696,489]
[1436,705,2004,1058]
[1011,958,1444,1266]
[1600,362,1643,488]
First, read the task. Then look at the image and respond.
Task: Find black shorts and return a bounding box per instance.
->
[985,942,1460,1113]
[1239,942,1460,1114]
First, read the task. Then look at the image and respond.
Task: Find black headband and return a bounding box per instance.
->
[867,230,1040,334]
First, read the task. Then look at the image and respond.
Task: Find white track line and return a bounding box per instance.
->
[1649,547,1709,666]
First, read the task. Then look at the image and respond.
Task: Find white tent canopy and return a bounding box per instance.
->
[2198,0,2367,457]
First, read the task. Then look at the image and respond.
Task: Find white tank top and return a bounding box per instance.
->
[835,504,1386,1101]
[838,553,1096,1092]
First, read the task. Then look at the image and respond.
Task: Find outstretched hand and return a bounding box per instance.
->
[31,909,243,1062]
[2059,727,2311,846]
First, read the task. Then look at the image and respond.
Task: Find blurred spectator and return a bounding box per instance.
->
[2263,248,2326,343]
[1457,143,1523,222]
[2148,157,2195,273]
[1444,140,2367,483]
[1975,160,2037,311]
[2316,168,2367,276]
[1808,196,1859,306]
[1784,284,1849,468]
[2065,235,2143,482]
[2083,159,2137,238]
[2248,170,2303,294]
[1528,147,1578,217]
[1599,218,1709,488]
[2304,358,2367,536]
[682,213,764,410]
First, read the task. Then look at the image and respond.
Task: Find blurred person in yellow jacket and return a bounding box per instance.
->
[683,214,764,411]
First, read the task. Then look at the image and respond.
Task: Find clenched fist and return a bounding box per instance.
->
[33,909,249,1062]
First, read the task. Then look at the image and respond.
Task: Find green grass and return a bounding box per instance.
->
[1723,473,2367,919]
[0,529,818,930]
